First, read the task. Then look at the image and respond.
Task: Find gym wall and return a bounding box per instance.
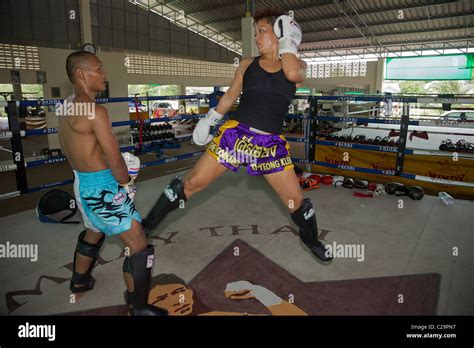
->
[0,44,237,149]
[0,0,239,65]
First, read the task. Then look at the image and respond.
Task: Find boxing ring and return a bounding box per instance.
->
[0,94,212,199]
[307,96,474,198]
[0,93,473,317]
[1,94,474,199]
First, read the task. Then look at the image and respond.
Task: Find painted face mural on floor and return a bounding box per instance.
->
[4,239,440,316]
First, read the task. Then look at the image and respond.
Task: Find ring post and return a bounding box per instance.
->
[308,96,318,170]
[395,101,410,177]
[7,101,28,194]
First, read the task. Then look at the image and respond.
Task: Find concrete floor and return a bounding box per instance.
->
[0,167,473,315]
[0,128,472,315]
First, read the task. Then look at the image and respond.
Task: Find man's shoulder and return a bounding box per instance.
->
[94,103,107,113]
[92,104,108,120]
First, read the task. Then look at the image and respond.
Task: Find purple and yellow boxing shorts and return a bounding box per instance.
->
[207,120,294,176]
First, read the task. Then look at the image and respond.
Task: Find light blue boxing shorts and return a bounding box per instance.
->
[73,169,141,236]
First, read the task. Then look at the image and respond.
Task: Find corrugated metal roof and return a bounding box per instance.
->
[141,0,473,58]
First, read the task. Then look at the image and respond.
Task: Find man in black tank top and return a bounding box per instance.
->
[143,9,333,262]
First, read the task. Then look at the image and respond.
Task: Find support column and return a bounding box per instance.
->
[178,85,186,114]
[374,57,385,93]
[79,0,93,44]
[12,83,22,101]
[241,0,257,59]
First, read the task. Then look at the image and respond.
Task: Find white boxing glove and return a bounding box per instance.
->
[121,152,140,180]
[192,108,223,146]
[119,176,137,202]
[273,15,302,57]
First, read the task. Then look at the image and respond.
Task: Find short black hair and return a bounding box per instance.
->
[150,273,187,289]
[65,51,96,83]
[253,8,287,27]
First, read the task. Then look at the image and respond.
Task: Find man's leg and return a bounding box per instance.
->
[142,152,229,234]
[263,168,332,262]
[118,219,168,316]
[70,229,105,292]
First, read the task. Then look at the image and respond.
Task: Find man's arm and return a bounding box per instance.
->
[91,105,129,184]
[214,58,252,115]
[281,55,307,83]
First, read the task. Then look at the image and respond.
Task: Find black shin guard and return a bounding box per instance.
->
[123,245,168,316]
[142,178,187,235]
[70,230,105,293]
[291,198,333,262]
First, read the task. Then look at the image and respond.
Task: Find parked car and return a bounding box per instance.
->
[440,110,474,122]
[128,101,146,113]
[152,102,177,117]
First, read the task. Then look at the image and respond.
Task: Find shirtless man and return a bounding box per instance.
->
[58,51,167,315]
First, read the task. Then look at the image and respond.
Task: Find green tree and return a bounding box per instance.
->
[21,84,43,98]
[429,81,471,95]
[0,84,13,92]
[158,85,180,96]
[128,84,180,96]
[398,81,427,94]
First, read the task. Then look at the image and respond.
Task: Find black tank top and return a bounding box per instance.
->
[232,56,296,135]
